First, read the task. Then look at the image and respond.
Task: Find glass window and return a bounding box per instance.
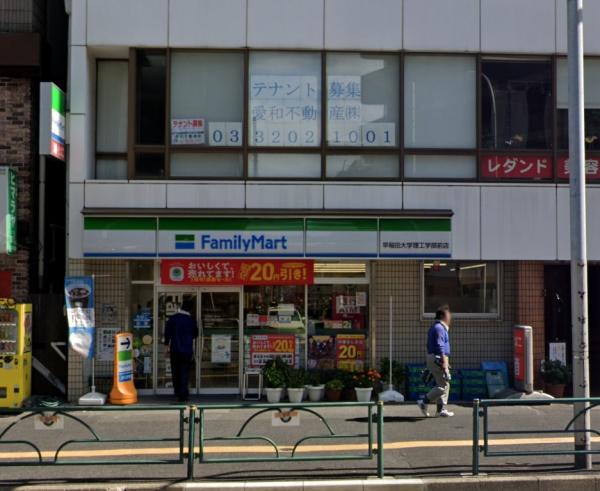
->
[326,53,399,147]
[557,58,600,151]
[135,153,164,178]
[314,261,368,280]
[249,52,321,147]
[248,153,321,178]
[170,52,243,147]
[97,61,128,153]
[481,59,552,150]
[404,155,476,179]
[96,159,127,180]
[404,56,476,149]
[326,154,398,179]
[130,260,155,282]
[130,284,154,389]
[423,261,499,316]
[136,51,166,145]
[307,284,369,371]
[170,153,243,178]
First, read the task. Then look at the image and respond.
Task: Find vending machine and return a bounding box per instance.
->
[0,299,32,407]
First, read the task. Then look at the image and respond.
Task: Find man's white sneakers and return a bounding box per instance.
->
[437,409,455,417]
[417,399,429,417]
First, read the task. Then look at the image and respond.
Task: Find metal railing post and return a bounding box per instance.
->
[472,399,480,476]
[376,400,384,478]
[187,406,196,480]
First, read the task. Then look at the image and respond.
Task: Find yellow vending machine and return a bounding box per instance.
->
[0,299,32,407]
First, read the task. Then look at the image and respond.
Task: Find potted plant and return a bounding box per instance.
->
[338,370,357,401]
[353,369,382,402]
[263,358,287,403]
[325,379,343,401]
[307,370,325,402]
[286,368,306,403]
[542,360,571,398]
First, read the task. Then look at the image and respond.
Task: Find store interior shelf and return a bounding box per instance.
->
[243,328,305,335]
[310,328,367,336]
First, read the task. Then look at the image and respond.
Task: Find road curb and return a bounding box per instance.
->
[3,474,600,491]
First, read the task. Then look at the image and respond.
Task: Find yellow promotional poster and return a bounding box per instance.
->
[109,332,138,405]
[336,334,366,372]
[0,300,32,408]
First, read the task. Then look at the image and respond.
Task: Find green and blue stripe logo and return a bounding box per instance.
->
[175,234,195,250]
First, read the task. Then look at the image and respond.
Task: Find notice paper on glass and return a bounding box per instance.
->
[211,334,232,364]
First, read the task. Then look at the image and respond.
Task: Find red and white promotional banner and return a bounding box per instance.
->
[557,156,600,180]
[161,259,314,286]
[481,155,553,179]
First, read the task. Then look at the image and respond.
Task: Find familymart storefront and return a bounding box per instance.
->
[77,214,451,396]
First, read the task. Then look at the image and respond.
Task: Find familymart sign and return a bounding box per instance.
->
[83,217,451,259]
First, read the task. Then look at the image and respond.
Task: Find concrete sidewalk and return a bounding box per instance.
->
[2,474,600,490]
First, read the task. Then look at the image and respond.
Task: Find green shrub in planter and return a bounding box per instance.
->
[325,379,343,391]
[263,357,289,388]
[379,358,406,390]
[541,360,571,385]
[286,368,307,388]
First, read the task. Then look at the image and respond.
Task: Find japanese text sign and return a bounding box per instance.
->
[558,156,600,180]
[249,334,296,368]
[513,328,525,383]
[336,334,366,372]
[481,155,553,179]
[0,167,17,255]
[39,83,66,160]
[161,259,314,286]
[171,118,205,145]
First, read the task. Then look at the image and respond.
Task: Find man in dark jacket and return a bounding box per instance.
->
[164,299,198,402]
[417,305,454,417]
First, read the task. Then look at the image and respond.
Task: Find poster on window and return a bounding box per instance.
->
[250,75,320,146]
[211,335,232,364]
[96,327,119,362]
[332,296,364,329]
[171,118,206,145]
[336,334,366,371]
[249,334,296,367]
[481,155,553,179]
[307,335,336,370]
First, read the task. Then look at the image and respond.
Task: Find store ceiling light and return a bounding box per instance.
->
[314,262,366,273]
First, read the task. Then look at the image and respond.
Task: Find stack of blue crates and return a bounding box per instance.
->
[405,363,460,401]
[460,369,488,400]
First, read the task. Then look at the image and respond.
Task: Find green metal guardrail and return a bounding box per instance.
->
[0,405,193,478]
[472,397,600,475]
[194,400,385,478]
[0,401,384,480]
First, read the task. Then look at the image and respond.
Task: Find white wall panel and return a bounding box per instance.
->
[87,0,168,46]
[68,114,93,183]
[169,0,246,47]
[404,184,481,260]
[324,184,402,209]
[556,0,600,54]
[403,0,479,52]
[248,0,324,48]
[481,0,555,53]
[70,0,87,46]
[167,183,245,209]
[68,46,89,115]
[85,182,167,208]
[481,186,557,260]
[556,186,600,261]
[68,183,85,259]
[246,183,323,208]
[324,0,402,50]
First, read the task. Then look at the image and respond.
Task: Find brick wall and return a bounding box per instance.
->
[373,261,517,373]
[0,77,33,303]
[516,261,546,387]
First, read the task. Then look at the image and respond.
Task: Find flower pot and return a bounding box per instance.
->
[287,387,305,403]
[342,388,357,401]
[544,382,566,398]
[325,388,342,401]
[265,387,283,403]
[303,385,311,401]
[308,385,325,402]
[355,387,373,402]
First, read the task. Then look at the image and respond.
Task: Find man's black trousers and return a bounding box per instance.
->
[170,351,194,401]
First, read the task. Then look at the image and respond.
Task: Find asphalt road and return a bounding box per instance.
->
[0,399,598,485]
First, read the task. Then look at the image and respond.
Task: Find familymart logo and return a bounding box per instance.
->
[175,234,195,250]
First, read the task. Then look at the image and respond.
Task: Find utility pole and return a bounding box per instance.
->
[567,0,591,470]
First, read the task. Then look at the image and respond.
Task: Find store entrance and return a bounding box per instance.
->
[156,288,241,395]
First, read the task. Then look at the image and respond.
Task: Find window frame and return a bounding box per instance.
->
[95,58,129,179]
[118,48,600,184]
[420,261,502,320]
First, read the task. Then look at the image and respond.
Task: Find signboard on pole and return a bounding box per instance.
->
[64,276,95,359]
[39,82,66,161]
[0,166,17,255]
[109,332,138,405]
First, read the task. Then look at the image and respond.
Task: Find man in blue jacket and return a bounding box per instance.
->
[418,305,454,417]
[165,299,199,402]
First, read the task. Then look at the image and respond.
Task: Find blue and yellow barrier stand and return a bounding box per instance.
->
[109,332,138,405]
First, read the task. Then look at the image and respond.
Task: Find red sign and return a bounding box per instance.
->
[557,156,600,180]
[481,155,553,179]
[50,140,65,160]
[249,334,296,368]
[161,259,314,286]
[336,334,366,372]
[513,327,525,383]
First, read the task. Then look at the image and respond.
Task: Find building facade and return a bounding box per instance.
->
[65,0,600,400]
